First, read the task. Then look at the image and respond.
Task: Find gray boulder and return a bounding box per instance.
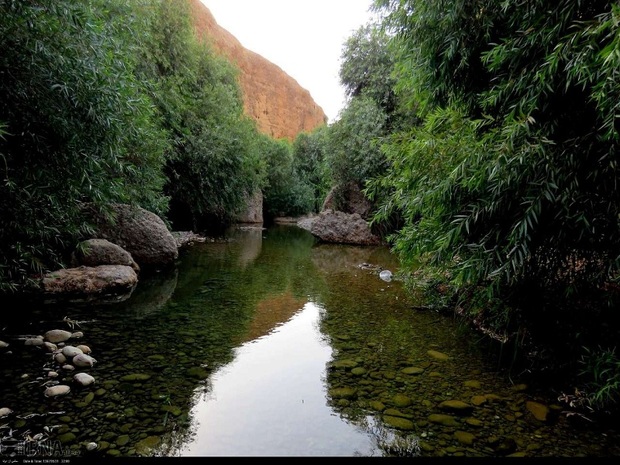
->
[86,204,178,269]
[299,209,381,246]
[71,239,139,272]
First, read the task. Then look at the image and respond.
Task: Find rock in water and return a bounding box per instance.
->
[44,385,71,397]
[62,346,83,358]
[44,330,72,343]
[74,373,95,386]
[0,407,12,418]
[379,270,393,282]
[73,354,97,367]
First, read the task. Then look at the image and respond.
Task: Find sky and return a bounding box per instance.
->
[200,0,376,123]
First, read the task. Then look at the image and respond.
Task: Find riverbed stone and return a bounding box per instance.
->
[439,400,474,414]
[463,380,481,389]
[392,393,412,408]
[427,350,450,361]
[428,414,459,427]
[455,431,476,445]
[351,367,367,376]
[471,395,487,406]
[329,387,357,399]
[331,359,358,369]
[526,401,549,421]
[136,436,161,455]
[120,373,151,382]
[45,329,72,343]
[401,367,425,375]
[383,415,415,430]
[369,401,385,412]
[44,385,71,397]
[187,367,209,379]
[58,432,76,444]
[116,435,130,447]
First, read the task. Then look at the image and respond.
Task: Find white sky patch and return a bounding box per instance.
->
[200,0,375,123]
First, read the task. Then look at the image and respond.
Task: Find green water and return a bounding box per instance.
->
[0,225,618,457]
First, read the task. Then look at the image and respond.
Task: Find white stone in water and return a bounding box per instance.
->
[71,331,84,339]
[74,373,95,386]
[43,342,57,352]
[44,329,72,343]
[0,340,9,348]
[76,345,92,354]
[85,442,98,451]
[0,407,12,418]
[62,346,83,358]
[62,364,75,371]
[73,354,96,368]
[44,385,70,397]
[48,371,59,378]
[24,338,44,346]
[379,269,393,282]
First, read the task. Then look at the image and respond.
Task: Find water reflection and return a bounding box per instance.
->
[178,302,378,457]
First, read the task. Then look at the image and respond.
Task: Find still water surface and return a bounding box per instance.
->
[0,225,618,457]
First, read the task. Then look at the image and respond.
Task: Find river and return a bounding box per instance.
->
[0,225,618,458]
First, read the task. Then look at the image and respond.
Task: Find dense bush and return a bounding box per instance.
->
[0,0,167,291]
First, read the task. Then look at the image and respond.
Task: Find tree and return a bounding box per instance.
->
[372,0,620,354]
[0,0,167,291]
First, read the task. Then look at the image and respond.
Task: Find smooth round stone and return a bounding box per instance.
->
[85,442,98,452]
[45,330,72,343]
[48,371,59,378]
[0,341,9,348]
[71,331,84,339]
[44,385,71,397]
[62,346,84,358]
[427,350,450,361]
[0,407,12,417]
[54,353,67,364]
[77,345,92,354]
[73,354,97,367]
[43,342,57,352]
[25,338,44,346]
[401,367,425,375]
[63,364,75,371]
[74,373,95,386]
[455,431,476,445]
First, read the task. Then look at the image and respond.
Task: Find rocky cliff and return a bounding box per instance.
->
[189,0,327,140]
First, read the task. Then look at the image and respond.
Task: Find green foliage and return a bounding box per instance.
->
[292,127,331,212]
[327,96,388,193]
[339,24,398,120]
[262,136,314,218]
[136,0,264,231]
[372,0,620,326]
[0,0,167,291]
[579,346,620,412]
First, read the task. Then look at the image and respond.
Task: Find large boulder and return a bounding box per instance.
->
[322,182,373,220]
[236,190,263,224]
[298,210,381,246]
[41,265,138,301]
[86,204,178,269]
[71,239,139,272]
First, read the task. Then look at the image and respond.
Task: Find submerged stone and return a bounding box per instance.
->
[401,367,425,375]
[526,401,549,421]
[427,350,450,361]
[135,436,161,455]
[329,387,357,399]
[120,373,151,382]
[383,415,414,430]
[463,380,481,389]
[428,414,459,427]
[392,393,412,408]
[439,400,474,414]
[331,359,358,369]
[455,431,476,445]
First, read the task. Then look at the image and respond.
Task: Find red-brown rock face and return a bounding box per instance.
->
[189,0,327,140]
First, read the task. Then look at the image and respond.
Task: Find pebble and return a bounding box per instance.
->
[71,331,84,339]
[74,373,95,386]
[25,338,44,346]
[73,354,97,367]
[62,346,84,358]
[43,342,57,352]
[77,345,92,354]
[85,442,98,452]
[0,407,12,417]
[0,341,9,348]
[62,364,75,371]
[54,353,67,364]
[48,371,59,378]
[44,385,71,397]
[44,329,72,343]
